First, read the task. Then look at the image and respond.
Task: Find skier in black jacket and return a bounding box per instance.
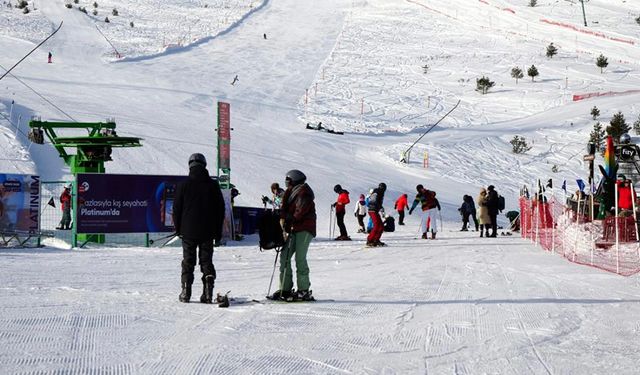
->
[486,185,500,237]
[173,153,225,303]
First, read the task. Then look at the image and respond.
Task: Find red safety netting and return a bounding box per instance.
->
[519,197,640,276]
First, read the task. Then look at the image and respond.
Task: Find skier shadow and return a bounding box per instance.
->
[327,297,640,306]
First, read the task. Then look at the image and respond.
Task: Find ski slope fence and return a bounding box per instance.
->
[519,196,640,276]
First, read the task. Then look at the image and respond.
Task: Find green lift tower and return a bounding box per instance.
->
[28,118,142,246]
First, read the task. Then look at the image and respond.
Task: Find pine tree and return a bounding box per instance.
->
[596,54,608,73]
[590,106,600,120]
[589,122,605,151]
[112,8,118,16]
[606,111,630,141]
[511,67,524,84]
[510,136,532,154]
[529,0,537,7]
[527,65,539,82]
[634,115,640,135]
[546,43,558,58]
[476,76,495,94]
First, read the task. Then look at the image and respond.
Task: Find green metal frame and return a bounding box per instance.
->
[28,119,142,247]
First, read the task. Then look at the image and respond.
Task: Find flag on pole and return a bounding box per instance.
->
[47,197,56,208]
[546,179,553,189]
[576,179,585,192]
[561,180,566,192]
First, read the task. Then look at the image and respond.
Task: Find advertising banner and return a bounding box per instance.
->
[218,102,231,171]
[76,173,187,234]
[0,174,40,234]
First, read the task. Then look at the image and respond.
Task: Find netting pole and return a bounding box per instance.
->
[573,195,582,262]
[590,191,594,266]
[551,188,556,254]
[615,182,620,274]
[631,181,640,260]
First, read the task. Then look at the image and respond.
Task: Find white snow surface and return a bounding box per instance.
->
[1,0,640,373]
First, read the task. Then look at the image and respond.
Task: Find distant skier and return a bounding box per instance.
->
[174,153,225,304]
[262,182,285,211]
[458,195,479,231]
[263,33,267,39]
[477,188,491,237]
[47,51,52,63]
[231,75,239,85]
[486,185,500,237]
[271,169,316,301]
[366,183,386,247]
[332,184,351,240]
[409,185,439,239]
[354,194,367,233]
[394,193,408,225]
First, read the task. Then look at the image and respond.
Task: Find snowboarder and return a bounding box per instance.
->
[366,183,386,247]
[477,188,491,237]
[354,194,367,233]
[47,51,52,64]
[332,184,351,240]
[174,153,225,304]
[458,195,479,231]
[394,193,408,225]
[231,75,239,85]
[272,169,316,301]
[262,182,285,211]
[56,185,72,230]
[486,185,500,237]
[408,185,439,239]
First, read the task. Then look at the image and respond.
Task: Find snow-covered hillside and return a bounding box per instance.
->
[1,0,640,373]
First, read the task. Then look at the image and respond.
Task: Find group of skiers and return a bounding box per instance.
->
[175,155,505,304]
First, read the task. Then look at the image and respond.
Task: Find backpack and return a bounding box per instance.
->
[498,195,505,212]
[258,210,285,250]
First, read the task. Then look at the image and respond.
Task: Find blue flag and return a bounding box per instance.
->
[576,179,585,192]
[561,180,566,192]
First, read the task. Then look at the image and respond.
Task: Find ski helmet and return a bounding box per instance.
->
[334,184,342,193]
[620,133,631,144]
[285,169,306,187]
[378,182,387,191]
[188,153,207,168]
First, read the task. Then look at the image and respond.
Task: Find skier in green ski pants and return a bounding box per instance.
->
[272,169,317,301]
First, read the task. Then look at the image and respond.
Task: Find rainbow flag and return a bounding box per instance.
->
[604,135,615,178]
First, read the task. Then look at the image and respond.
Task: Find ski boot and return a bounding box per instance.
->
[216,292,230,308]
[431,232,436,239]
[294,290,315,302]
[421,232,428,239]
[269,289,292,300]
[179,281,192,303]
[200,275,215,304]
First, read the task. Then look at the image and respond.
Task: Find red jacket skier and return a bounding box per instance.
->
[394,194,408,225]
[617,177,636,211]
[332,184,351,240]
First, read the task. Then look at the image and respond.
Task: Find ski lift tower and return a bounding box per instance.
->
[28,118,142,246]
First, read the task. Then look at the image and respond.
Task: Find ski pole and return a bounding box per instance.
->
[439,210,443,232]
[149,232,176,245]
[277,235,292,298]
[329,206,333,238]
[266,247,281,298]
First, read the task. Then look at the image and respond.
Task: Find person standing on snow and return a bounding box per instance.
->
[409,184,439,239]
[458,195,478,231]
[174,153,225,304]
[366,183,387,247]
[486,185,500,237]
[354,194,367,233]
[56,185,72,230]
[263,182,285,211]
[272,169,317,301]
[477,188,491,237]
[48,52,52,63]
[394,193,408,225]
[332,184,351,240]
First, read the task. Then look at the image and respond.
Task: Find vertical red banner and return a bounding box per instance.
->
[218,102,231,170]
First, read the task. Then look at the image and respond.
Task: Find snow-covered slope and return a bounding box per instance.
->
[1,0,640,373]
